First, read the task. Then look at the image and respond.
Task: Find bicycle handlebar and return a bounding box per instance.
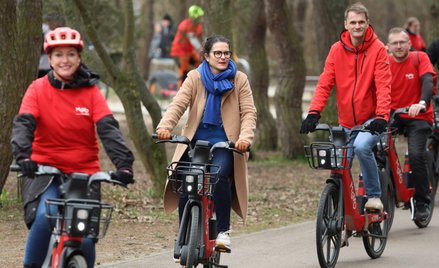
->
[10,164,128,188]
[152,133,248,155]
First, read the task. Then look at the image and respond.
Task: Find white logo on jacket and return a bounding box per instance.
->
[405,73,414,80]
[75,107,90,116]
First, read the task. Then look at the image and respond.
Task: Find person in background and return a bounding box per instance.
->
[11,27,135,268]
[157,35,257,251]
[149,14,175,59]
[387,27,437,221]
[426,37,439,69]
[404,17,426,51]
[170,5,204,87]
[300,2,391,213]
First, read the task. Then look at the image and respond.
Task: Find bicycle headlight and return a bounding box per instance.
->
[184,175,197,194]
[77,209,89,220]
[317,148,332,168]
[77,221,86,232]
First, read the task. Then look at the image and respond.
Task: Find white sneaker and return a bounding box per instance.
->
[365,197,383,212]
[215,231,231,250]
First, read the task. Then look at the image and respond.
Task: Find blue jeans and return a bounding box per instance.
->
[24,181,95,268]
[179,148,234,232]
[346,121,381,197]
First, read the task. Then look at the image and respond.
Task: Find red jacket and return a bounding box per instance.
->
[309,26,392,128]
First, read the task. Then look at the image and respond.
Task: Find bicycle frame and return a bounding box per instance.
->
[383,131,416,204]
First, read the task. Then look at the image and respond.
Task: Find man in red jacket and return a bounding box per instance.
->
[300,3,391,212]
[387,27,437,221]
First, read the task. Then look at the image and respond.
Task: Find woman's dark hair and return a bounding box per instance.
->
[202,34,231,54]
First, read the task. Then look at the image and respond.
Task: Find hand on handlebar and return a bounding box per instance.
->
[235,140,250,153]
[368,118,387,134]
[17,159,38,178]
[111,168,135,185]
[408,103,426,117]
[156,128,171,140]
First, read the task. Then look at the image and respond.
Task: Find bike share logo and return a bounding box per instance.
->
[75,107,90,116]
[350,181,357,210]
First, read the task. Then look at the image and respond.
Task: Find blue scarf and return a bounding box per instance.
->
[197,60,237,126]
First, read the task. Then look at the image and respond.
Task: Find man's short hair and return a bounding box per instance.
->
[388,27,409,41]
[344,2,369,20]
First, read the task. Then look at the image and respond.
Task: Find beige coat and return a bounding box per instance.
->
[157,69,257,221]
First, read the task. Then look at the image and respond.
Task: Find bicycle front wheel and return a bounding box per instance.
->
[362,169,389,259]
[183,205,200,268]
[66,254,87,268]
[316,182,341,268]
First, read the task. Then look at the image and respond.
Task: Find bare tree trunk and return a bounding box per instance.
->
[430,0,439,40]
[0,0,42,194]
[266,0,306,159]
[73,0,167,195]
[138,0,154,80]
[312,0,348,126]
[203,0,232,38]
[238,0,277,150]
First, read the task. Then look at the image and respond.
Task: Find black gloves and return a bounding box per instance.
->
[17,159,38,178]
[111,168,135,185]
[300,113,320,134]
[368,118,387,133]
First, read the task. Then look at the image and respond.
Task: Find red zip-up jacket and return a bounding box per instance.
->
[309,26,392,128]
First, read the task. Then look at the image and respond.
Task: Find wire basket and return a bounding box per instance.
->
[167,161,220,196]
[305,142,354,170]
[45,198,113,239]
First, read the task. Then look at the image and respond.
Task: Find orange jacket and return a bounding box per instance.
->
[309,26,391,128]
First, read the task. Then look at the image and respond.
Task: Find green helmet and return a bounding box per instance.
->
[188,5,204,19]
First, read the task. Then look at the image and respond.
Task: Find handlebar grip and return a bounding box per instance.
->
[151,133,158,139]
[10,165,21,172]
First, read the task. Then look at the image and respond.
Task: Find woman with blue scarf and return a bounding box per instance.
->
[156,35,257,251]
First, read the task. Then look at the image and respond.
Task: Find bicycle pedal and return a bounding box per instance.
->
[215,246,231,253]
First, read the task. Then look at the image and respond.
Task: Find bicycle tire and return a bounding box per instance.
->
[383,165,395,232]
[185,205,200,268]
[66,254,87,268]
[362,169,389,259]
[414,149,438,228]
[316,182,341,268]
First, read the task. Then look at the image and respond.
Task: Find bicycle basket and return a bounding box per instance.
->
[167,161,220,196]
[304,142,354,170]
[45,198,113,239]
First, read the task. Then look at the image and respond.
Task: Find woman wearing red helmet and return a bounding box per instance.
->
[11,27,135,268]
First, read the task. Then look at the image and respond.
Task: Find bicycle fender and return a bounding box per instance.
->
[58,247,84,268]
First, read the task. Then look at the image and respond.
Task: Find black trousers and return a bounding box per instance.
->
[394,118,432,204]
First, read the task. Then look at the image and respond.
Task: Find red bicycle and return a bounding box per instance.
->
[305,124,391,268]
[153,134,243,268]
[375,107,438,230]
[10,164,127,268]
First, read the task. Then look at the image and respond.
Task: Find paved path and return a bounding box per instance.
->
[101,201,439,268]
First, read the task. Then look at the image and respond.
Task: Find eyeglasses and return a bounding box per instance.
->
[388,40,409,47]
[210,51,232,59]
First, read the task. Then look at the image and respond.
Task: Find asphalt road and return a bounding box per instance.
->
[101,201,439,268]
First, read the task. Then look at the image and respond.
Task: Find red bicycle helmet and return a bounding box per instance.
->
[44,27,84,53]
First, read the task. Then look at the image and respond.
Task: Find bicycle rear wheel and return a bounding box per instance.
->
[67,254,87,268]
[316,182,341,268]
[182,205,200,267]
[362,169,389,259]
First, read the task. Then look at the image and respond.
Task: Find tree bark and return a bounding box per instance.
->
[265,0,306,159]
[0,0,42,194]
[73,0,167,195]
[203,0,232,38]
[312,0,348,127]
[239,0,277,150]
